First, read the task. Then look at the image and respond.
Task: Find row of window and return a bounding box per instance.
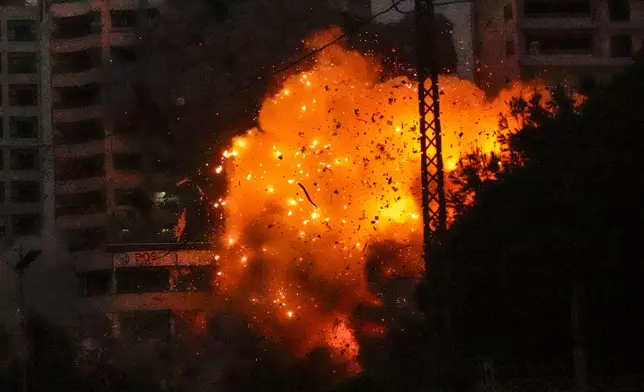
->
[51,46,136,74]
[55,117,141,144]
[54,186,177,217]
[521,0,633,21]
[0,148,39,170]
[0,116,38,138]
[65,224,180,252]
[0,84,38,106]
[0,19,37,42]
[51,8,159,40]
[79,310,208,342]
[0,213,41,237]
[504,34,637,58]
[0,180,40,203]
[81,266,213,297]
[55,153,171,180]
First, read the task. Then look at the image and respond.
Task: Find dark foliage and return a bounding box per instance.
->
[446,57,644,379]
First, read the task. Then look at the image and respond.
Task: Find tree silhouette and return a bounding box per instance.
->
[446,56,644,387]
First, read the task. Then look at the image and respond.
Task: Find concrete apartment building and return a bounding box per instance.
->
[1,0,217,342]
[341,0,643,92]
[475,0,643,91]
[0,0,60,325]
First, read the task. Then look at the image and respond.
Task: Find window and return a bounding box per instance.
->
[115,188,150,207]
[504,4,513,21]
[8,53,37,74]
[506,40,516,56]
[524,32,592,55]
[54,83,101,109]
[9,117,38,139]
[116,268,170,294]
[111,46,137,63]
[523,1,591,17]
[67,227,106,251]
[56,191,106,216]
[170,267,212,293]
[110,10,138,29]
[119,311,171,340]
[0,118,3,138]
[7,20,36,42]
[52,12,101,39]
[113,153,142,171]
[151,154,172,173]
[608,0,630,21]
[56,155,104,181]
[0,183,4,204]
[10,181,40,203]
[55,119,104,144]
[0,150,3,170]
[611,35,632,57]
[9,85,38,106]
[53,48,102,73]
[146,8,160,20]
[81,271,111,297]
[10,149,39,171]
[11,214,41,236]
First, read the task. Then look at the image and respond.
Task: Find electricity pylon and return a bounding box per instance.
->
[415,0,452,390]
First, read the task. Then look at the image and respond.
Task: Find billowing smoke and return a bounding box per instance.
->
[106,0,458,175]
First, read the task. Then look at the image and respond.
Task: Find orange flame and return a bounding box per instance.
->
[212,28,542,368]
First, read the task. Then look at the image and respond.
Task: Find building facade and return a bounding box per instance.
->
[475,0,644,92]
[49,0,218,339]
[1,0,218,340]
[0,0,60,324]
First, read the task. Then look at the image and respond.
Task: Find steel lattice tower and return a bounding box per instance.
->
[415,0,452,390]
[415,0,447,263]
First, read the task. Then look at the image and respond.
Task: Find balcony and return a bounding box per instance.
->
[53,67,103,88]
[52,34,100,53]
[50,0,92,18]
[53,104,104,122]
[519,16,594,30]
[107,31,137,47]
[77,292,215,314]
[107,0,141,10]
[56,176,106,194]
[55,138,104,157]
[521,54,634,67]
[56,212,108,228]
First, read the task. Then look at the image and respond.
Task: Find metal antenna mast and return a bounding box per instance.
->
[415,0,451,389]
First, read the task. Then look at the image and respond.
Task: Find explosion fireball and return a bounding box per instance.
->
[212,28,540,368]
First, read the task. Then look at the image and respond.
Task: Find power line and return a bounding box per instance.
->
[264,0,409,78]
[392,0,414,14]
[392,0,475,15]
[258,0,475,83]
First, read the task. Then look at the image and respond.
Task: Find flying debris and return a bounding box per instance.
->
[212,28,547,369]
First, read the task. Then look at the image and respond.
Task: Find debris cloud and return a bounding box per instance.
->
[212,28,540,369]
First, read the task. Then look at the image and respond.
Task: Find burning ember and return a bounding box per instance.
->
[211,28,540,369]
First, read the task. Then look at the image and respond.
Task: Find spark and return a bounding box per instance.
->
[214,28,544,370]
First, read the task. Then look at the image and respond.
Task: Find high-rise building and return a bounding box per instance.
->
[475,0,644,92]
[1,0,218,341]
[0,0,59,324]
[49,0,217,340]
